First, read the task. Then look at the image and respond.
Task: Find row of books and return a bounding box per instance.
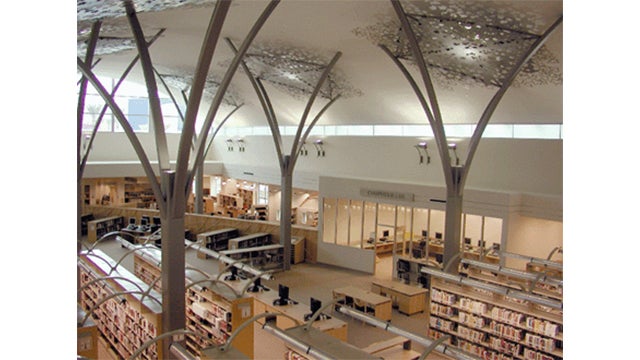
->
[430,302,456,317]
[460,297,488,315]
[524,333,556,352]
[457,339,514,360]
[489,320,523,342]
[459,311,486,329]
[431,288,458,305]
[430,316,456,332]
[523,348,556,360]
[525,317,560,337]
[458,325,487,343]
[489,336,521,356]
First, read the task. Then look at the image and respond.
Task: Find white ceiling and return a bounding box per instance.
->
[77,0,563,129]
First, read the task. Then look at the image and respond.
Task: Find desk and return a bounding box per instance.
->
[371,279,427,315]
[285,325,377,360]
[361,336,421,360]
[332,286,392,321]
[252,290,348,341]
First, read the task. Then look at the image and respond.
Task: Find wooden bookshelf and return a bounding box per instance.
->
[428,278,562,360]
[124,177,156,208]
[78,249,163,360]
[237,188,254,211]
[77,305,98,359]
[291,236,305,264]
[86,216,125,243]
[130,246,255,358]
[185,282,254,358]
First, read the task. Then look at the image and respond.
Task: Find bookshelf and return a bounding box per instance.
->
[220,244,285,272]
[196,228,240,259]
[228,232,272,250]
[129,246,255,358]
[428,277,562,360]
[78,249,163,360]
[77,305,98,359]
[86,216,125,243]
[237,188,254,210]
[124,178,156,208]
[185,282,254,358]
[254,204,268,220]
[218,193,243,217]
[291,236,305,264]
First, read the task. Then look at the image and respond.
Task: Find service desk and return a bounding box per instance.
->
[332,285,392,321]
[371,279,427,315]
[252,290,348,341]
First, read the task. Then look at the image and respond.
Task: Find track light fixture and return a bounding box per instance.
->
[414,141,430,164]
[226,138,234,151]
[448,143,459,166]
[299,141,308,156]
[235,138,245,152]
[313,139,325,157]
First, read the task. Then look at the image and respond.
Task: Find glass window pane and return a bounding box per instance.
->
[336,198,350,246]
[402,125,433,137]
[377,203,396,239]
[430,209,445,240]
[483,124,513,138]
[483,216,503,248]
[253,126,271,135]
[324,125,337,136]
[349,201,363,248]
[374,125,403,136]
[363,202,377,244]
[444,124,474,137]
[322,198,337,244]
[513,124,560,139]
[464,214,483,248]
[347,125,373,136]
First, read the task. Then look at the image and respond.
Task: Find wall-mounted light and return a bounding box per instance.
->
[414,141,430,164]
[226,139,234,151]
[235,138,245,152]
[299,141,308,157]
[313,139,325,157]
[448,143,459,166]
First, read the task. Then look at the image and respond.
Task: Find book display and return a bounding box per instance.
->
[428,277,562,360]
[78,249,163,359]
[129,245,255,358]
[196,228,240,259]
[86,216,125,243]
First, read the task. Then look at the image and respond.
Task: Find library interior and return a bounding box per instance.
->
[68,1,574,360]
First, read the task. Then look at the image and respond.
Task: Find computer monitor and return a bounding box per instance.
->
[435,254,444,263]
[478,240,486,248]
[435,232,443,240]
[421,230,428,238]
[140,217,149,226]
[141,215,150,225]
[492,243,500,251]
[152,216,161,226]
[224,267,239,281]
[397,259,410,272]
[247,277,269,293]
[382,230,390,238]
[129,217,136,225]
[464,237,471,245]
[273,284,297,306]
[304,297,331,321]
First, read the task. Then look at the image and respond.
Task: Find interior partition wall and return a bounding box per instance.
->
[317,176,521,274]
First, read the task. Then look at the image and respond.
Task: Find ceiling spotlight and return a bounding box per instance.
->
[235,138,245,152]
[313,139,325,157]
[448,143,460,166]
[414,141,430,165]
[299,141,308,157]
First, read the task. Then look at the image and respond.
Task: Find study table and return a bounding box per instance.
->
[332,285,393,321]
[370,279,428,315]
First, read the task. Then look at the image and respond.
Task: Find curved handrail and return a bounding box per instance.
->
[219,312,301,352]
[418,335,451,360]
[108,244,158,275]
[78,275,145,295]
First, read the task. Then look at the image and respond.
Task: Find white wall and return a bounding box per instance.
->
[505,214,563,269]
[208,136,562,197]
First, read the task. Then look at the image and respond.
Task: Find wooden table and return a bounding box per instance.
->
[332,285,393,321]
[371,279,428,315]
[252,290,348,341]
